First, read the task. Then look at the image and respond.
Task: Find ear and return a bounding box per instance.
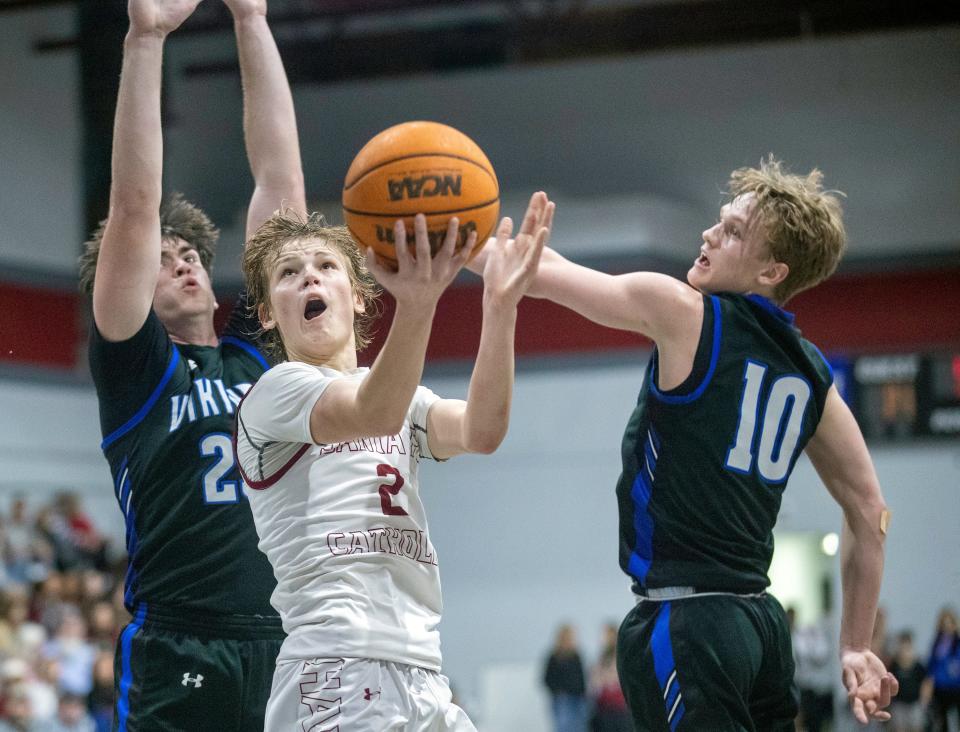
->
[758,260,789,289]
[258,302,276,330]
[353,290,365,315]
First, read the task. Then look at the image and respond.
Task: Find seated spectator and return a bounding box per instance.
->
[38,611,95,698]
[0,677,39,732]
[86,652,113,732]
[34,693,95,732]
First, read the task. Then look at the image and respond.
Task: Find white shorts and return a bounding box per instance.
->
[264,656,477,732]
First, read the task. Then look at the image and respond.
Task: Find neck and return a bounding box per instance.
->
[165,315,219,347]
[292,340,359,373]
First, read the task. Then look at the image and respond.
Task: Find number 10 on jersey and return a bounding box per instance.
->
[725,360,812,483]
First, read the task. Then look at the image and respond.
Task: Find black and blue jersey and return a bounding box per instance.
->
[616,293,834,594]
[89,294,279,620]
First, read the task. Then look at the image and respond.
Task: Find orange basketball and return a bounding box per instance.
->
[342,121,499,268]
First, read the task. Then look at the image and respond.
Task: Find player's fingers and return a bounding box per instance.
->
[887,672,900,697]
[518,192,545,237]
[842,666,859,698]
[877,674,893,708]
[438,216,460,262]
[496,216,514,246]
[454,231,477,271]
[850,697,868,725]
[539,201,556,243]
[526,225,549,269]
[413,214,431,269]
[364,247,390,284]
[393,219,412,272]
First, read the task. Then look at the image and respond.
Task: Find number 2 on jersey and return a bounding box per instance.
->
[199,432,243,504]
[377,464,408,516]
[725,361,812,483]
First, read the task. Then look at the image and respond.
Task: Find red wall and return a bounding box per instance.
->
[3,267,957,374]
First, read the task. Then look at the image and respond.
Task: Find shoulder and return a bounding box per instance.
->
[248,361,325,398]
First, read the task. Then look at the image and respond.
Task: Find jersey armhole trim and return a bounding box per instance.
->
[232,385,310,491]
[650,295,722,404]
[221,335,269,371]
[807,341,835,382]
[101,348,181,451]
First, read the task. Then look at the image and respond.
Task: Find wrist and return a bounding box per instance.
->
[232,11,268,29]
[125,28,167,45]
[482,294,520,320]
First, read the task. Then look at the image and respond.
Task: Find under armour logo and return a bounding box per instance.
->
[181,673,204,688]
[363,687,381,701]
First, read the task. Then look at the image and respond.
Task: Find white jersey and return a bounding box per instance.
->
[235,361,444,670]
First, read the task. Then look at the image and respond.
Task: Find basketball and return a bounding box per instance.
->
[342,121,499,267]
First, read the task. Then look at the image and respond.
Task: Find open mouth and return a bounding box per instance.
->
[696,253,710,268]
[304,298,327,321]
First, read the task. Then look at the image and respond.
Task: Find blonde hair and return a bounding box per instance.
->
[243,209,381,361]
[728,156,846,303]
[78,193,218,295]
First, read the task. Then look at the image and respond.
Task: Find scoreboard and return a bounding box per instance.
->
[837,352,960,440]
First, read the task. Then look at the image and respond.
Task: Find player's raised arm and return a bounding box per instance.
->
[426,192,553,460]
[804,386,898,723]
[468,237,701,346]
[225,0,306,240]
[306,215,472,445]
[91,0,202,342]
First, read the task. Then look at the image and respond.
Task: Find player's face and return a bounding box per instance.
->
[152,237,216,324]
[687,193,777,296]
[263,238,363,364]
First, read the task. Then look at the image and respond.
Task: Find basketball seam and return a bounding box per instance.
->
[342,198,500,218]
[342,153,496,191]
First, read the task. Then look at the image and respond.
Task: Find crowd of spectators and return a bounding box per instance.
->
[0,493,125,732]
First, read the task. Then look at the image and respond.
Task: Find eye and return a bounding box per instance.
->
[280,267,297,278]
[321,261,336,270]
[184,254,198,263]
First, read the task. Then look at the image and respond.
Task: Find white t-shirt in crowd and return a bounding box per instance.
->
[235,361,445,670]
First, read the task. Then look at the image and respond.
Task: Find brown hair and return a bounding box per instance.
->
[243,209,381,360]
[728,156,846,303]
[78,193,219,294]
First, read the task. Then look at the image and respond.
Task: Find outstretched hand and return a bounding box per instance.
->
[365,214,474,314]
[481,191,554,309]
[128,0,203,36]
[841,649,899,724]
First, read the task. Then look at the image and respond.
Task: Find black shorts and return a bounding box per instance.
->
[616,592,798,732]
[113,604,284,731]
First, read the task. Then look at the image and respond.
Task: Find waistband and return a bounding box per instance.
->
[633,586,768,603]
[135,603,285,640]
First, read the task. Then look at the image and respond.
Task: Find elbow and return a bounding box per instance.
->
[371,413,406,439]
[464,426,507,455]
[842,487,889,543]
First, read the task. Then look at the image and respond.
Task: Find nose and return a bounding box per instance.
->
[175,259,193,276]
[300,266,321,288]
[702,222,720,248]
